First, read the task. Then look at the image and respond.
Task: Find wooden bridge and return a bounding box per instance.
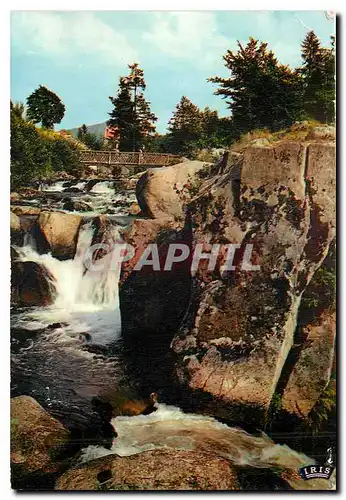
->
[78,150,182,168]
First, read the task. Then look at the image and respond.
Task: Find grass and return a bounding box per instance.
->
[231,119,329,152]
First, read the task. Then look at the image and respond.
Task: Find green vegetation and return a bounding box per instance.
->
[77,124,104,150]
[300,32,335,123]
[26,85,65,129]
[209,31,335,139]
[307,381,336,434]
[11,102,83,189]
[160,97,232,157]
[209,38,304,135]
[108,63,157,151]
[148,30,335,158]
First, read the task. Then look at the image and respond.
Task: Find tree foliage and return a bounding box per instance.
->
[300,31,335,123]
[167,96,203,155]
[163,96,233,156]
[209,37,303,136]
[11,102,80,189]
[26,85,65,129]
[77,124,104,150]
[108,63,157,151]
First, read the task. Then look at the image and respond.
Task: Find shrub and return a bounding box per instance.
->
[11,106,84,188]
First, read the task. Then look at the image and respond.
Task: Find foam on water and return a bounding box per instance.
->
[41,181,65,192]
[14,222,122,343]
[80,403,335,490]
[90,181,114,194]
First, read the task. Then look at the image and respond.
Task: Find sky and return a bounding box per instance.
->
[10,11,335,133]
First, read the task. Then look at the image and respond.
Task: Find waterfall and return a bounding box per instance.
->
[15,222,122,342]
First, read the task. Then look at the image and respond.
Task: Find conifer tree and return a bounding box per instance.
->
[300,31,335,123]
[77,124,88,141]
[209,38,303,135]
[167,96,203,155]
[108,64,157,151]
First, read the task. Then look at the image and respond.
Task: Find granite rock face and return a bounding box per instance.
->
[171,139,335,421]
[136,160,212,219]
[119,136,335,423]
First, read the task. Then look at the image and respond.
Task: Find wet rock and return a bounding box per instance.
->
[10,211,23,245]
[10,211,20,232]
[34,211,82,260]
[85,179,100,191]
[63,200,92,212]
[127,202,141,216]
[55,449,240,491]
[10,192,21,202]
[11,246,20,262]
[98,165,112,176]
[17,187,42,199]
[11,396,69,475]
[62,186,82,193]
[136,160,212,220]
[11,205,41,216]
[11,261,56,306]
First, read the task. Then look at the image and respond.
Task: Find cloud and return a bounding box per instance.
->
[11,12,138,65]
[142,12,230,68]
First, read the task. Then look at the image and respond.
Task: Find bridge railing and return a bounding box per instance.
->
[78,150,182,166]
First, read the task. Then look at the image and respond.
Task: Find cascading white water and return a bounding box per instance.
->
[74,181,87,190]
[90,181,114,194]
[81,403,335,491]
[14,222,122,343]
[40,181,66,192]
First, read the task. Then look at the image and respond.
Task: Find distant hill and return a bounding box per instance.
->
[68,121,107,138]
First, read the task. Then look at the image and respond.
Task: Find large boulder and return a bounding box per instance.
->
[34,211,82,260]
[171,139,335,423]
[136,160,212,220]
[55,449,240,491]
[11,261,56,306]
[10,211,21,233]
[11,396,69,475]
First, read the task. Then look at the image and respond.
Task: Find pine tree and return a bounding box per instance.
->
[209,38,303,135]
[300,31,335,123]
[77,124,88,141]
[26,85,65,129]
[108,64,157,151]
[167,96,203,155]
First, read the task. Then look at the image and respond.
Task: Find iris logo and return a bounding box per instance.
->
[299,448,335,481]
